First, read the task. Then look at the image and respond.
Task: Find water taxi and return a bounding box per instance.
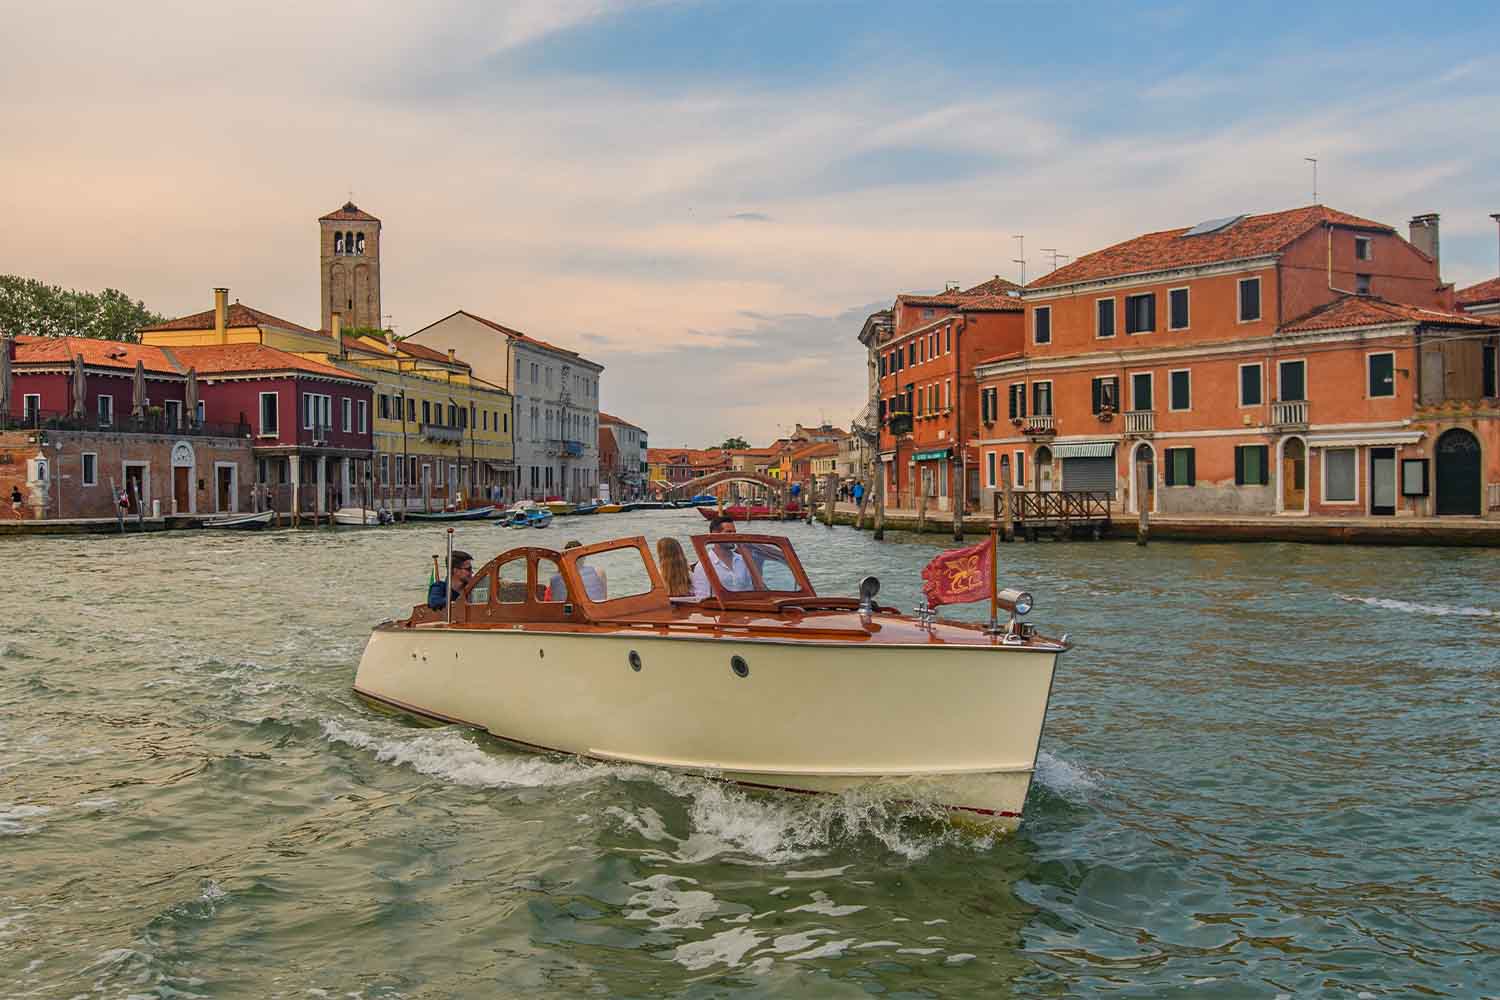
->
[352,532,1065,829]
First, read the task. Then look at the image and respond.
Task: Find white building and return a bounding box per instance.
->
[407,310,603,501]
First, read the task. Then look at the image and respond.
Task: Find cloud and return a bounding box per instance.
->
[728,212,773,222]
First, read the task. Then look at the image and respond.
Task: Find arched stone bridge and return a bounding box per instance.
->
[666,470,785,498]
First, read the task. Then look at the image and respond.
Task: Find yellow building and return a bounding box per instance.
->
[141,288,514,508]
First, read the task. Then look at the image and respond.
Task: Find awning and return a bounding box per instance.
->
[1306,431,1424,448]
[1052,441,1117,458]
[485,460,513,472]
[912,448,951,461]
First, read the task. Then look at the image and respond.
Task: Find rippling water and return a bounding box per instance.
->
[2,512,1497,997]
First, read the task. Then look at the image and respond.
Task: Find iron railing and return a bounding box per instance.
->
[1,408,250,438]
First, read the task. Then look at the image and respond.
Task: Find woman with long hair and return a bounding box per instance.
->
[656,537,695,599]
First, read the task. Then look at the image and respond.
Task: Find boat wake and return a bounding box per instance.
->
[1337,594,1500,619]
[319,719,608,789]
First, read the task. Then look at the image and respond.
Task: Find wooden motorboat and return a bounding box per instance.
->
[620,501,673,512]
[334,506,393,526]
[406,507,494,523]
[504,509,552,528]
[204,509,274,530]
[597,503,623,514]
[352,532,1066,829]
[571,503,602,516]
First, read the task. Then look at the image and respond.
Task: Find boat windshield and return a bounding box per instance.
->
[690,533,815,600]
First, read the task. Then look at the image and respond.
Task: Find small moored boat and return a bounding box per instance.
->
[353,531,1066,829]
[203,509,274,530]
[698,502,799,521]
[406,507,494,523]
[333,506,393,526]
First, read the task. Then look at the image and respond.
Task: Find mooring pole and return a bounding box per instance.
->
[445,528,455,625]
[873,463,886,541]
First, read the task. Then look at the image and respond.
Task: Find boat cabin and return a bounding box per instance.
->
[408,533,866,626]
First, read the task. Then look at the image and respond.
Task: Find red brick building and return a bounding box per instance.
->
[873,277,1024,509]
[973,207,1500,518]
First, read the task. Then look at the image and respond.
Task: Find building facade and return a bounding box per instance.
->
[320,202,382,332]
[873,280,1025,510]
[598,411,648,501]
[407,310,602,502]
[973,206,1500,518]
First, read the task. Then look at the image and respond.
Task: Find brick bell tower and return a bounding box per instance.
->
[319,201,382,332]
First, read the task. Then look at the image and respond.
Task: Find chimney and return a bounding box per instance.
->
[1409,214,1440,277]
[447,348,456,363]
[331,311,344,359]
[213,287,229,344]
[384,330,396,352]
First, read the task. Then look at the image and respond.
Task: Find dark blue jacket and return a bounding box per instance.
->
[427,580,460,610]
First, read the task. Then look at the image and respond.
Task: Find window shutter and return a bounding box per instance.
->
[1234,446,1245,486]
[1186,449,1196,486]
[1091,379,1101,414]
[1164,450,1176,487]
[1258,447,1269,485]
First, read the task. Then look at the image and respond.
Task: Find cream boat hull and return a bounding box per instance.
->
[353,624,1060,829]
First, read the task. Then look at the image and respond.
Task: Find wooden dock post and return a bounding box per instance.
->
[855,479,869,530]
[1000,475,1014,542]
[873,465,886,540]
[1137,502,1149,546]
[824,473,836,527]
[951,458,964,542]
[916,489,927,534]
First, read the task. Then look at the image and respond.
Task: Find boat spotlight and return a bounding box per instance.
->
[858,575,880,614]
[995,588,1033,616]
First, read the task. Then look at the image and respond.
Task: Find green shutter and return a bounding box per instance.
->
[1186,449,1196,486]
[1234,446,1245,486]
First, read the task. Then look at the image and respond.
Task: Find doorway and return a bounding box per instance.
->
[1281,437,1307,513]
[1435,429,1481,515]
[1132,443,1155,514]
[123,463,147,512]
[1035,446,1054,492]
[216,464,237,513]
[1369,448,1396,516]
[174,467,191,513]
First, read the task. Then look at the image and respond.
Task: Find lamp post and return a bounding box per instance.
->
[397,388,409,522]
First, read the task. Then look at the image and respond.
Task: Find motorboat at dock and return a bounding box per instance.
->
[352,531,1066,829]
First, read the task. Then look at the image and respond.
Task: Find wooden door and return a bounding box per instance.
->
[1282,439,1306,512]
[1435,429,1481,515]
[217,467,234,513]
[174,467,190,513]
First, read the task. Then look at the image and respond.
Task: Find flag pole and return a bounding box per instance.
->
[445,528,455,625]
[987,520,1000,635]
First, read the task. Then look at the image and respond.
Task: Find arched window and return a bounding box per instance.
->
[355,232,366,255]
[333,232,344,255]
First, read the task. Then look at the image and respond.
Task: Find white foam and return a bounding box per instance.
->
[787,937,854,961]
[1338,594,1500,618]
[0,804,51,836]
[625,874,722,931]
[785,891,866,917]
[946,953,976,965]
[1035,750,1097,800]
[672,926,765,971]
[897,947,941,955]
[320,719,602,789]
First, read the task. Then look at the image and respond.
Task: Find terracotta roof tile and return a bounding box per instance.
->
[1028,205,1396,290]
[598,411,644,431]
[1281,294,1499,333]
[173,343,372,380]
[14,337,181,373]
[139,302,319,336]
[962,276,1023,296]
[319,201,380,223]
[1457,276,1500,308]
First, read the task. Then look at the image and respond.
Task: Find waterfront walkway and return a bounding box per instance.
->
[818,502,1500,546]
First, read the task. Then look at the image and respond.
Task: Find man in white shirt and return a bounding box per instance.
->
[690,518,753,597]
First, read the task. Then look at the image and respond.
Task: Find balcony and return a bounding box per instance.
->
[421,422,464,443]
[1022,413,1055,435]
[1124,410,1155,435]
[1271,400,1309,428]
[1,408,250,438]
[549,438,584,457]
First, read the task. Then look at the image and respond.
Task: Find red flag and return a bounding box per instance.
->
[919,537,994,608]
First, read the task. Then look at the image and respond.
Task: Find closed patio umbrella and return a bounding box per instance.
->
[72,353,87,419]
[185,367,199,427]
[0,335,12,417]
[132,360,146,418]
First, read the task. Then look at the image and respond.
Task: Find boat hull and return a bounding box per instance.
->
[352,625,1057,828]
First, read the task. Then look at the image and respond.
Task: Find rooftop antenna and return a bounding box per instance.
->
[1490,213,1500,273]
[1304,157,1318,204]
[1012,235,1026,284]
[1040,248,1070,273]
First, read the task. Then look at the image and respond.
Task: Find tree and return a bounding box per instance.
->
[719,436,750,449]
[0,275,166,342]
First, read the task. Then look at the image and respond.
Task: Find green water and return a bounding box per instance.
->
[2,512,1497,997]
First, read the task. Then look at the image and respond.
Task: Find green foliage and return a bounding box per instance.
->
[719,436,750,449]
[0,275,166,342]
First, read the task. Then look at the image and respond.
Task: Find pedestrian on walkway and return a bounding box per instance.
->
[853,481,864,506]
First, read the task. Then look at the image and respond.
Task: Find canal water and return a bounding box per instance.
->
[2,511,1496,997]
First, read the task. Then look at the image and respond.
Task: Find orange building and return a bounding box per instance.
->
[873,277,1024,509]
[973,207,1500,518]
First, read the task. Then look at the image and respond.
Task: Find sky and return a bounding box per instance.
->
[2,1,1498,447]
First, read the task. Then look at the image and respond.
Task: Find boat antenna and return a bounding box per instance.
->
[445,528,455,625]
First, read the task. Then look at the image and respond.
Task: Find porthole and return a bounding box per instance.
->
[730,655,749,678]
[628,650,642,672]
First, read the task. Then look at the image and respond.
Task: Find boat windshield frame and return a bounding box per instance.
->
[560,535,672,618]
[689,533,817,608]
